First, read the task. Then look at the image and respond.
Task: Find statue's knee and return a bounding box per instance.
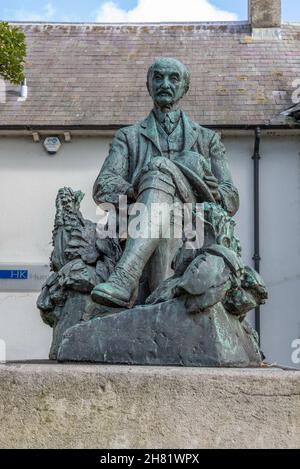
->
[135,169,176,198]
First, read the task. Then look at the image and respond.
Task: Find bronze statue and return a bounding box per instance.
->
[37,58,267,366]
[91,58,239,308]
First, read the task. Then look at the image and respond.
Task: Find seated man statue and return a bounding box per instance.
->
[91,57,239,308]
[38,57,267,364]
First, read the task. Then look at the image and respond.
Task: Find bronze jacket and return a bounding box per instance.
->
[93,111,239,216]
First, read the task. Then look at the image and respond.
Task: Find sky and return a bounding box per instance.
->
[0,0,299,23]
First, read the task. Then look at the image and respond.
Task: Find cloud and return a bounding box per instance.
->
[6,2,56,21]
[96,0,238,23]
[45,3,56,19]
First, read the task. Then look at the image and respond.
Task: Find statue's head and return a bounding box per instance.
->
[147,57,190,111]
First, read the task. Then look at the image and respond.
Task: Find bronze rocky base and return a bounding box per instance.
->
[57,299,262,367]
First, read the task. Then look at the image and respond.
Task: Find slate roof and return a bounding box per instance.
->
[2,21,300,128]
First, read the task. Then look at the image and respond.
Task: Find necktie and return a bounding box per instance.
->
[163,114,174,135]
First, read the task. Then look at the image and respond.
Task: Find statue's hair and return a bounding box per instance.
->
[147,57,191,95]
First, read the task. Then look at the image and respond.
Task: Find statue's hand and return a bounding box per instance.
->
[204,174,221,201]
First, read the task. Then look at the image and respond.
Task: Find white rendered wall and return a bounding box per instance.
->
[0,134,299,367]
[227,135,300,369]
[0,136,110,360]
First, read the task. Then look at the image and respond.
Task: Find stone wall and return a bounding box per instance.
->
[0,364,299,449]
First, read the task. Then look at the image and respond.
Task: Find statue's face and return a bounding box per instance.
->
[148,62,186,110]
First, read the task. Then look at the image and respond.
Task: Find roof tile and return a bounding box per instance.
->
[1,22,300,127]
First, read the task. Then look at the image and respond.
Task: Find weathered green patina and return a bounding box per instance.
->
[91,57,239,308]
[38,58,267,366]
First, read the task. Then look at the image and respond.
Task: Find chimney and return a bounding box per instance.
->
[249,0,281,29]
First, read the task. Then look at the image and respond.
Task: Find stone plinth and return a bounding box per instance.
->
[0,364,299,449]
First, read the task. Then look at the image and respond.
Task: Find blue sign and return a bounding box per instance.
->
[0,270,28,280]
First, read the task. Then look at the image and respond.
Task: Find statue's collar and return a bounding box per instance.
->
[152,108,182,125]
[140,110,198,151]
